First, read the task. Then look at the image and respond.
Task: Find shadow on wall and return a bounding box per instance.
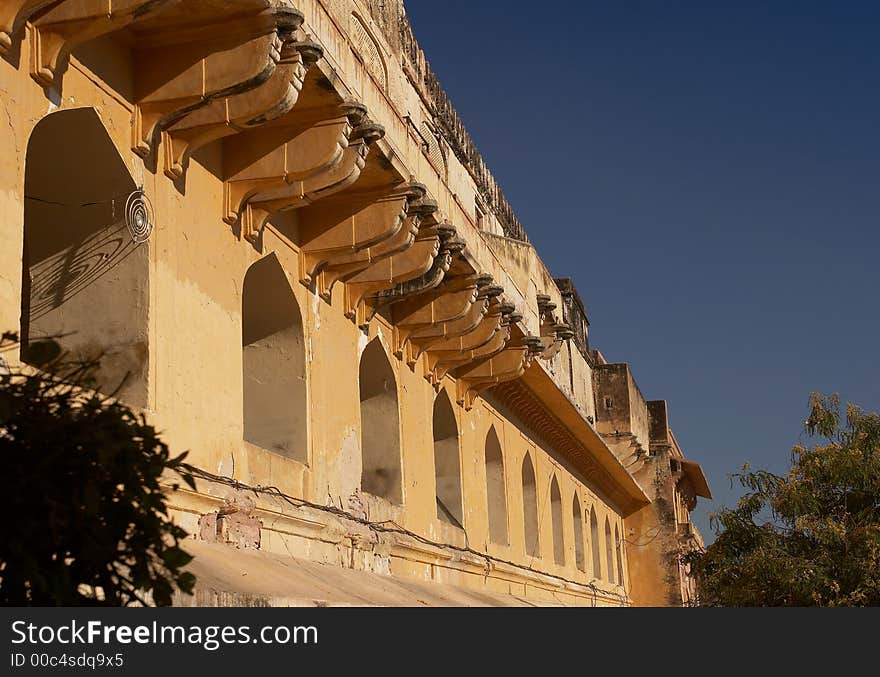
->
[22,107,149,406]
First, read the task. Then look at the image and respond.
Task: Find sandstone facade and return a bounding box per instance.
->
[0,0,709,606]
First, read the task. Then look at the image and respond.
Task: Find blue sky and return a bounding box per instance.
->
[405,0,880,540]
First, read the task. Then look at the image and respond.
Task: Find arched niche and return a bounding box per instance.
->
[573,494,586,573]
[433,389,462,527]
[22,107,147,406]
[241,253,308,463]
[522,453,539,558]
[359,338,402,504]
[550,475,565,566]
[485,426,508,545]
[615,523,625,587]
[605,516,616,584]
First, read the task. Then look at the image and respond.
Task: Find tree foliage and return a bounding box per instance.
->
[686,393,880,606]
[0,332,196,606]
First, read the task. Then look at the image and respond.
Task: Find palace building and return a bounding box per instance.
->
[0,0,711,606]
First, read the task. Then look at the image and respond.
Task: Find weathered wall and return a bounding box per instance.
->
[592,363,650,461]
[0,0,709,607]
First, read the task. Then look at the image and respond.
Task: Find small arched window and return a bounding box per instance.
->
[485,426,508,545]
[242,253,307,463]
[522,453,539,557]
[359,338,402,503]
[550,475,565,566]
[572,494,586,572]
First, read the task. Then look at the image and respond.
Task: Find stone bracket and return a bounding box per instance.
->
[368,232,463,312]
[390,272,485,361]
[159,38,323,180]
[130,4,306,162]
[421,292,508,383]
[25,0,180,86]
[536,293,574,359]
[427,302,518,384]
[314,188,437,299]
[454,335,544,409]
[406,276,500,366]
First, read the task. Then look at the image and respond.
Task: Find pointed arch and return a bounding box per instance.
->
[359,338,402,503]
[550,475,565,566]
[485,426,508,545]
[433,389,462,527]
[522,453,539,557]
[615,523,625,587]
[572,494,586,573]
[605,516,616,584]
[590,506,601,578]
[22,107,147,406]
[242,253,307,462]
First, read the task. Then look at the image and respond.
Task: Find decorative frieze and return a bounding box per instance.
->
[223,91,386,244]
[159,38,323,180]
[297,181,423,297]
[25,0,179,86]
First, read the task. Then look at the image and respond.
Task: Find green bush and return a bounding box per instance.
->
[0,332,195,606]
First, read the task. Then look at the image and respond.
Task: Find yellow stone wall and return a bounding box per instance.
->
[0,0,672,607]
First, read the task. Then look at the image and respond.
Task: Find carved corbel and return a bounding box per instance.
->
[224,102,385,245]
[536,293,574,359]
[314,187,438,298]
[297,181,425,297]
[0,0,57,55]
[343,222,455,327]
[454,335,544,410]
[130,4,305,162]
[536,294,556,316]
[159,38,324,180]
[24,0,182,85]
[427,302,518,383]
[419,285,503,383]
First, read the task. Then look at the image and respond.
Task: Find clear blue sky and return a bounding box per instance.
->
[406,0,880,540]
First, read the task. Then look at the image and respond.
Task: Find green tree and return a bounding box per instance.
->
[686,393,880,606]
[0,332,196,606]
